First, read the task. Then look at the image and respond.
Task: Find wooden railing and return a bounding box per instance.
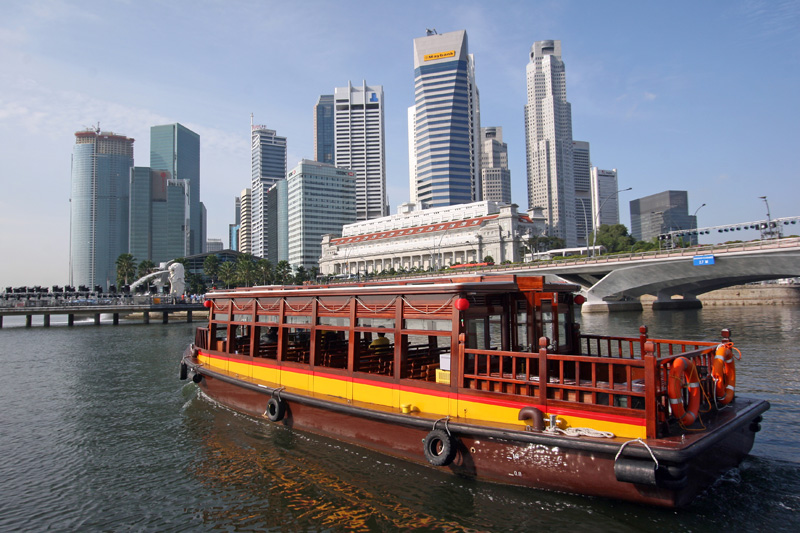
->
[461,328,731,437]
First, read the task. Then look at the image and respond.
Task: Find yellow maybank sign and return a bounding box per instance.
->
[424,50,456,61]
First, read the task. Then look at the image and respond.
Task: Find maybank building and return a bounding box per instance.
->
[410,29,481,209]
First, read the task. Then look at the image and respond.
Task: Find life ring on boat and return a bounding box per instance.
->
[179,362,188,381]
[265,397,286,422]
[192,372,203,384]
[710,343,736,406]
[667,356,701,425]
[423,429,456,467]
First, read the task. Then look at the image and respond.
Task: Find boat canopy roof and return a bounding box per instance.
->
[206,274,580,299]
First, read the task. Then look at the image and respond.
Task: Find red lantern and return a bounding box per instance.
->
[203,300,212,308]
[454,297,470,311]
[574,295,586,305]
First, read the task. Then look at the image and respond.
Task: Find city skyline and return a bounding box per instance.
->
[1,1,798,285]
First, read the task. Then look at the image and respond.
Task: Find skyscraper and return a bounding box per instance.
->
[70,128,134,288]
[250,120,287,258]
[286,160,356,270]
[480,127,511,204]
[590,168,620,229]
[314,94,335,164]
[229,195,241,251]
[630,190,697,244]
[150,123,204,255]
[129,167,190,265]
[525,40,576,247]
[334,81,387,220]
[573,141,592,246]
[410,29,481,208]
[238,188,252,254]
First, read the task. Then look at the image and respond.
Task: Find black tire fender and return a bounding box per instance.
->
[423,428,456,466]
[266,397,286,422]
[179,362,188,381]
[192,372,203,384]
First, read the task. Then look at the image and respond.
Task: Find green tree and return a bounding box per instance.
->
[591,224,636,254]
[235,254,258,286]
[275,260,292,285]
[116,253,136,285]
[483,255,495,264]
[218,261,236,288]
[185,272,205,295]
[294,265,309,284]
[256,259,273,285]
[137,260,156,279]
[203,254,220,284]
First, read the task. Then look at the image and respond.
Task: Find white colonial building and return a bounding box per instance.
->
[319,201,544,276]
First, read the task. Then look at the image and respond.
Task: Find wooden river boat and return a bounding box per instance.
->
[180,274,769,507]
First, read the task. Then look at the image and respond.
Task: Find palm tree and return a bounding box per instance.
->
[137,260,156,280]
[203,254,220,285]
[218,262,236,288]
[236,254,257,287]
[116,253,136,285]
[294,265,308,284]
[275,260,292,285]
[256,258,273,285]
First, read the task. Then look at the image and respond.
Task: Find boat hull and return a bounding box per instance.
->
[185,355,768,508]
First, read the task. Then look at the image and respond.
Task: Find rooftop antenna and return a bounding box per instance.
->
[250,112,253,130]
[426,28,437,35]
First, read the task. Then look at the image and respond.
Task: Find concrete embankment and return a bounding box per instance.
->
[642,285,800,307]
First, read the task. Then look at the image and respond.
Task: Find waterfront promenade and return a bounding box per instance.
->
[0,295,207,328]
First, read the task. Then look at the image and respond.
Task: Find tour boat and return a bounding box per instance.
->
[180,274,769,507]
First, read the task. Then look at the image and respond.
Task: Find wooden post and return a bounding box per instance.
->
[26,315,32,328]
[162,312,169,324]
[0,315,3,329]
[187,310,192,323]
[143,312,150,324]
[68,314,74,326]
[94,313,101,325]
[538,336,549,407]
[643,340,658,438]
[639,325,649,358]
[113,313,119,325]
[43,315,50,327]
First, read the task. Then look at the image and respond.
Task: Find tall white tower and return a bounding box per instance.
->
[334,81,387,220]
[250,120,287,258]
[524,40,576,247]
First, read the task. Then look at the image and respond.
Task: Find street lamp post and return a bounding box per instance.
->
[578,197,591,257]
[592,187,632,256]
[759,196,780,239]
[691,203,707,246]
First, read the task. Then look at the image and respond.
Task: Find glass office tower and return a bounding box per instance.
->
[410,29,481,208]
[70,129,134,288]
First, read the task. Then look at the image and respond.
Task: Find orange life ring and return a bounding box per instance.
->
[711,343,736,406]
[668,356,701,425]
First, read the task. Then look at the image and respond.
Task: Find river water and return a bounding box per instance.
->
[0,306,798,531]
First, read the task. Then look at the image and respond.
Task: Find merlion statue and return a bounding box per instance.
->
[168,263,186,296]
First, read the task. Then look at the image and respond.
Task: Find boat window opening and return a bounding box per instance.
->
[211,323,228,353]
[354,331,394,376]
[319,316,350,327]
[213,313,229,322]
[357,318,394,328]
[257,314,278,324]
[315,329,349,369]
[281,327,310,364]
[254,325,278,359]
[232,314,250,323]
[515,299,531,351]
[285,297,314,313]
[465,315,502,350]
[231,325,252,355]
[400,333,450,382]
[404,319,451,332]
[285,314,312,325]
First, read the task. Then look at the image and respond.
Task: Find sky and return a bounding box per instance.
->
[1,0,798,287]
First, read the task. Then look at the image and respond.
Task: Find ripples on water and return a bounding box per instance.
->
[0,307,798,531]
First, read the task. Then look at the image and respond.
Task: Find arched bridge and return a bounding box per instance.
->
[497,237,800,312]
